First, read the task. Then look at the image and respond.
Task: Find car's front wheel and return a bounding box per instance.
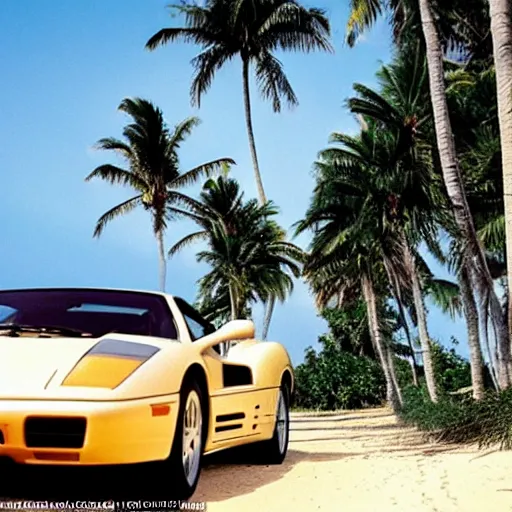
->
[154,380,204,499]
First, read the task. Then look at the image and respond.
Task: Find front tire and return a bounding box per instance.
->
[150,380,205,499]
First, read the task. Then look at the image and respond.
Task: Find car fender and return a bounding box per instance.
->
[227,341,294,391]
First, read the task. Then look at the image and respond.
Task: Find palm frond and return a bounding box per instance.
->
[92,195,142,238]
[146,27,208,50]
[259,4,333,54]
[346,0,383,47]
[168,231,208,258]
[85,164,149,191]
[93,138,135,162]
[170,158,236,189]
[425,278,462,319]
[190,46,234,107]
[254,51,298,112]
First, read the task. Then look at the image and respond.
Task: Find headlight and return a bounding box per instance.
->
[62,339,160,389]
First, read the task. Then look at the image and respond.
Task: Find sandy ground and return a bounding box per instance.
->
[1,408,511,511]
[193,407,512,512]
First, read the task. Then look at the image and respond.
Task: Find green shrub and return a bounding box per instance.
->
[431,339,472,394]
[294,336,386,410]
[394,356,415,389]
[399,385,512,449]
[399,385,472,432]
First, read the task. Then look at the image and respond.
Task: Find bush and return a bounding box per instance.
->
[431,339,472,394]
[399,385,512,449]
[394,356,415,389]
[293,336,385,410]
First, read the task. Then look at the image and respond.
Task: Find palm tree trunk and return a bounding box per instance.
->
[229,285,237,321]
[418,0,511,389]
[242,57,277,338]
[157,230,166,292]
[383,258,419,385]
[403,242,438,402]
[361,273,402,412]
[262,296,275,340]
[484,310,501,390]
[488,0,512,359]
[387,346,403,405]
[242,57,267,205]
[459,265,485,400]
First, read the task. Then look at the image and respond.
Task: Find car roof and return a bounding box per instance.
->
[0,286,174,298]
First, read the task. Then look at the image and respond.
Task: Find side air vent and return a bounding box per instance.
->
[216,413,245,422]
[24,417,86,449]
[215,424,242,433]
[222,364,253,387]
[0,430,4,444]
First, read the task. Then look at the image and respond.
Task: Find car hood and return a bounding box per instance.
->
[0,336,101,399]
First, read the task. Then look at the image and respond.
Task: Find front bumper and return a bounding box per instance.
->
[0,395,179,465]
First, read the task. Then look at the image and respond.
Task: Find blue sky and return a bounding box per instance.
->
[0,0,470,365]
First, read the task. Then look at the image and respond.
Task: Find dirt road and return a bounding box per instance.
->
[194,407,512,511]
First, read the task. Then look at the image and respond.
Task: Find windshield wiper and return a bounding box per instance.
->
[0,324,92,338]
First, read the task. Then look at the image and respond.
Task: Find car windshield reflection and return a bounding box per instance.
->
[0,288,178,339]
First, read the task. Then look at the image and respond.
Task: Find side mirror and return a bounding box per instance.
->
[195,319,255,353]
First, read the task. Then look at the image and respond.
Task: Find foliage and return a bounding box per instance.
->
[398,385,475,434]
[146,0,332,110]
[431,339,472,394]
[320,301,374,358]
[399,386,512,449]
[293,336,386,410]
[169,176,304,322]
[394,356,414,389]
[86,98,234,239]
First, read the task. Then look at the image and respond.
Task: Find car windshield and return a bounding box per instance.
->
[0,288,177,339]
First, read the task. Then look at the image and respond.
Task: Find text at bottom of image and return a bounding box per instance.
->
[0,501,206,512]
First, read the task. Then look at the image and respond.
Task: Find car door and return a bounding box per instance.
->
[175,300,256,448]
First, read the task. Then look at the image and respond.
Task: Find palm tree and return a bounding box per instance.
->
[348,49,494,399]
[168,176,304,322]
[146,0,332,204]
[488,0,512,342]
[85,97,235,292]
[345,0,511,389]
[298,219,403,412]
[316,120,441,401]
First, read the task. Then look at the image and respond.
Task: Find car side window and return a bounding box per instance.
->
[183,314,208,341]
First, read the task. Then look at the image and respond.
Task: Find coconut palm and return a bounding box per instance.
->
[297,212,404,412]
[85,97,235,292]
[348,51,496,399]
[147,0,331,337]
[345,0,510,389]
[314,118,443,401]
[168,176,304,323]
[487,0,512,342]
[146,0,332,205]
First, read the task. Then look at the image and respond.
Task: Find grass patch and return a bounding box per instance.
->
[399,385,512,449]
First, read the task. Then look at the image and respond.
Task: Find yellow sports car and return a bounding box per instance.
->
[0,287,294,499]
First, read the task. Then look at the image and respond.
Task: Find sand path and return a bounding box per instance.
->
[193,407,512,511]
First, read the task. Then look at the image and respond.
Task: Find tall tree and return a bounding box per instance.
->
[146,0,332,204]
[488,0,512,342]
[86,98,234,291]
[346,0,511,389]
[299,234,403,412]
[147,0,331,337]
[168,176,303,321]
[317,120,441,401]
[418,0,510,388]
